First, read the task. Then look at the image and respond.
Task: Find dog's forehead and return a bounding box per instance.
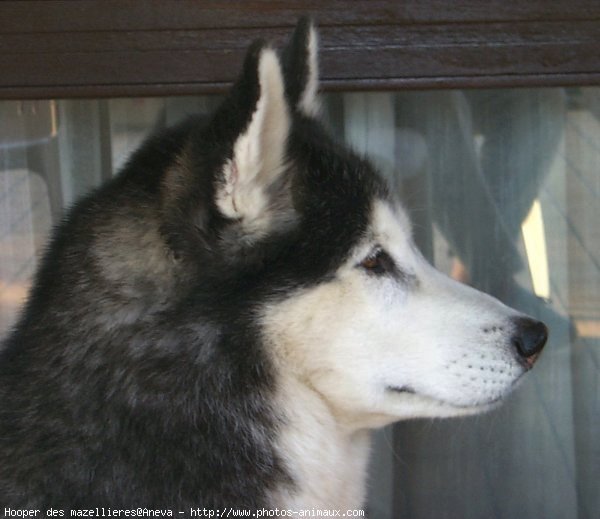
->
[370,199,412,244]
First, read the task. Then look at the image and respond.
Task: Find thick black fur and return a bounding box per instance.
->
[0,21,387,512]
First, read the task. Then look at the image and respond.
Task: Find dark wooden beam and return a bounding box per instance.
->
[1,0,599,99]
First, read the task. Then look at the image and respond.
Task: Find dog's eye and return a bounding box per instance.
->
[359,248,395,276]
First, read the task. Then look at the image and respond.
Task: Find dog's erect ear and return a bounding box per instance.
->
[215,43,291,227]
[282,17,320,117]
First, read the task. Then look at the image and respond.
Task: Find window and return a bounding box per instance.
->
[1,89,598,517]
[1,3,598,517]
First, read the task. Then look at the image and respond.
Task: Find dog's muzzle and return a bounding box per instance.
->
[511,316,548,368]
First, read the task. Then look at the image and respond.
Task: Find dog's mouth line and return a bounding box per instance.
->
[387,385,416,395]
[386,385,504,409]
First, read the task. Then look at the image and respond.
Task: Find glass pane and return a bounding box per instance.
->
[1,88,598,519]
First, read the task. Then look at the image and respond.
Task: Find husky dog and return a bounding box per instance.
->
[0,19,547,511]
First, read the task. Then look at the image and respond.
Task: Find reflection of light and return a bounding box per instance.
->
[521,199,550,299]
[50,100,58,137]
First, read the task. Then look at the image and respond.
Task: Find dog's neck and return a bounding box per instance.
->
[269,376,372,509]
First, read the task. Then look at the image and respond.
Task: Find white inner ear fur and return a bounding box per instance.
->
[217,48,290,230]
[297,24,320,117]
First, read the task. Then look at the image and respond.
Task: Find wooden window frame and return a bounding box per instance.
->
[1,0,599,100]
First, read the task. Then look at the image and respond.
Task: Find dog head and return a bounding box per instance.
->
[164,19,548,430]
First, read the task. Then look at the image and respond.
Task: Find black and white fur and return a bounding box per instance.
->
[0,19,547,511]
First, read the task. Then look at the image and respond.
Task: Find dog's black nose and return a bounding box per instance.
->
[512,317,548,366]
